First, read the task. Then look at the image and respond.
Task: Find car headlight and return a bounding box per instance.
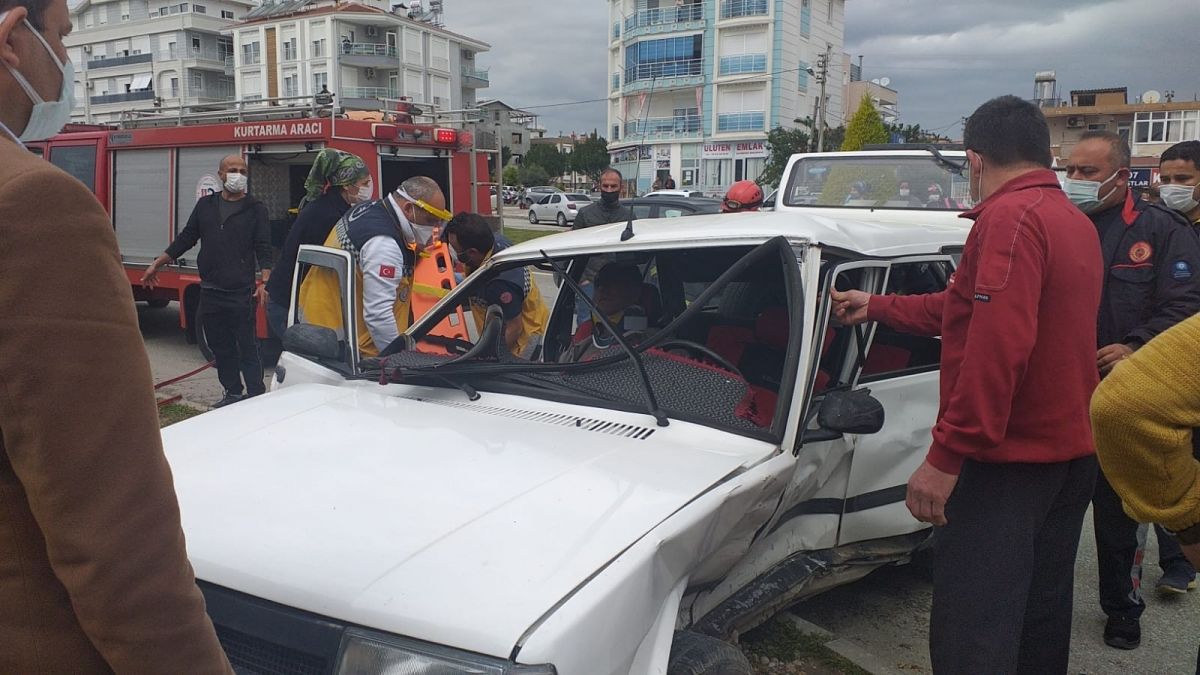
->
[336,628,556,675]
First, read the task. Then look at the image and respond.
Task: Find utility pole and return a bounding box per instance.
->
[815,42,832,153]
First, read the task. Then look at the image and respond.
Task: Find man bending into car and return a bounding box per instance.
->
[443,212,548,359]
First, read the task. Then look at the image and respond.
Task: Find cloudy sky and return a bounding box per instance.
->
[443,0,1198,139]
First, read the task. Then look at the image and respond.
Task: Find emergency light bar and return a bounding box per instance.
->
[434,128,457,144]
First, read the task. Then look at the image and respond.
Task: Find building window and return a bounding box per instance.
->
[1087,123,1107,131]
[312,38,326,57]
[313,71,327,92]
[192,37,201,52]
[717,111,765,131]
[612,124,620,141]
[169,77,178,97]
[720,0,768,20]
[168,41,177,59]
[1076,94,1096,106]
[242,42,261,65]
[1134,110,1200,145]
[827,0,834,22]
[283,38,297,61]
[193,4,206,14]
[718,31,767,76]
[221,9,234,19]
[283,74,299,97]
[191,72,203,90]
[798,60,809,91]
[624,35,703,83]
[512,132,523,145]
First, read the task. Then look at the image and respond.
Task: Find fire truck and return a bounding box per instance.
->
[27,99,492,365]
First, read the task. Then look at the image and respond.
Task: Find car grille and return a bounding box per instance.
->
[200,581,345,675]
[216,624,328,675]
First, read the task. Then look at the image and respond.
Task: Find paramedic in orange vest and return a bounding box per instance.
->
[442,212,548,359]
[298,176,449,357]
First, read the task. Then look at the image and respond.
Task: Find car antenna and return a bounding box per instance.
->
[622,75,658,242]
[538,249,668,426]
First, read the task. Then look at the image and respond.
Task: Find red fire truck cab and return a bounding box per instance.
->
[28,107,491,365]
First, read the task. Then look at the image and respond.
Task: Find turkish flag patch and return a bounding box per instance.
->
[499,291,514,304]
[379,265,396,278]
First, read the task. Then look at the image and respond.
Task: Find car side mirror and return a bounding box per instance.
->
[818,388,885,435]
[282,323,342,361]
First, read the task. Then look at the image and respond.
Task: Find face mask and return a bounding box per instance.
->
[601,190,620,206]
[899,189,910,198]
[224,172,248,193]
[1063,170,1120,214]
[354,181,373,204]
[1,16,76,142]
[1159,184,1199,214]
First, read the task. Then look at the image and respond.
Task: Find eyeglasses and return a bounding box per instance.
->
[722,198,760,211]
[399,189,452,223]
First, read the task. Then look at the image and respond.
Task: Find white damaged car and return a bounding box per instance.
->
[164,210,967,674]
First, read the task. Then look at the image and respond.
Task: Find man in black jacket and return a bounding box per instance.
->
[1065,130,1200,649]
[142,155,273,408]
[572,167,631,230]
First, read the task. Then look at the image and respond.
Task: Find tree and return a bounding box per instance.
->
[524,144,566,180]
[518,163,549,188]
[570,135,611,183]
[501,145,512,167]
[758,126,810,188]
[841,95,889,151]
[502,165,521,188]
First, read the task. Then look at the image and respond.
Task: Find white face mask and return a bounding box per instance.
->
[0,14,76,142]
[899,188,910,198]
[355,181,374,204]
[224,172,248,193]
[1159,184,1199,214]
[1063,170,1121,214]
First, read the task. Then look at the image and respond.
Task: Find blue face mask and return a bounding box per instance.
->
[0,14,76,143]
[1063,170,1120,214]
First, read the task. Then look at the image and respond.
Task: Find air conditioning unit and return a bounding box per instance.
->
[1066,116,1083,128]
[365,25,378,37]
[365,67,376,79]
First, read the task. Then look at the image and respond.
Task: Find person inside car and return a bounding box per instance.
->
[562,262,648,362]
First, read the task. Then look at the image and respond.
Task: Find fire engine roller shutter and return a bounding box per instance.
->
[380,154,451,211]
[113,148,171,263]
[176,145,242,266]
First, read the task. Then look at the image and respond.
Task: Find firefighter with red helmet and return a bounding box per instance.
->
[722,180,764,213]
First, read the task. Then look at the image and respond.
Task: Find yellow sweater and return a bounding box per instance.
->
[1092,312,1200,532]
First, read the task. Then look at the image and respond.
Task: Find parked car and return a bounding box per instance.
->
[644,189,708,199]
[622,196,722,219]
[528,192,591,226]
[161,207,969,675]
[519,185,560,209]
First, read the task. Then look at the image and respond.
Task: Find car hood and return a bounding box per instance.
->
[164,383,770,658]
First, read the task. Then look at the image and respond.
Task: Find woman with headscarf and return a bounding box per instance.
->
[264,149,372,338]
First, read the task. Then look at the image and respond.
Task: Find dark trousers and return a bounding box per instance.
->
[200,287,264,396]
[1094,465,1196,621]
[266,299,289,341]
[930,456,1097,675]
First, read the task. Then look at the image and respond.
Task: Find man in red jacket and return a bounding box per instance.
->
[832,95,1103,674]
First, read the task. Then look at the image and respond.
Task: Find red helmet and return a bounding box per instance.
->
[722,180,764,212]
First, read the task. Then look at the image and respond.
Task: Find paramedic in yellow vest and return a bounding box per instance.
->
[298,176,449,357]
[443,212,549,359]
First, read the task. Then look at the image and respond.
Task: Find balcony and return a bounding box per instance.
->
[340,86,398,109]
[717,111,764,132]
[623,58,705,92]
[224,56,234,74]
[623,3,705,39]
[340,42,399,69]
[91,90,156,105]
[162,47,229,67]
[719,0,768,19]
[624,115,702,141]
[87,52,153,70]
[462,66,489,88]
[718,53,766,76]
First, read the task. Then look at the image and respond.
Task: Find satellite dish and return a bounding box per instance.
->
[879,77,891,87]
[870,78,881,85]
[1142,90,1162,104]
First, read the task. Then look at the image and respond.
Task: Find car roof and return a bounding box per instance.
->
[496,209,968,261]
[622,196,721,208]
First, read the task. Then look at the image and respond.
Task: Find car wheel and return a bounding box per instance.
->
[556,212,567,227]
[667,631,752,675]
[528,210,538,224]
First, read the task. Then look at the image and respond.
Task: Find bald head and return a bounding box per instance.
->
[394,176,447,227]
[218,155,249,197]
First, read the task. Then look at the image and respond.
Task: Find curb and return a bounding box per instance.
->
[783,613,902,675]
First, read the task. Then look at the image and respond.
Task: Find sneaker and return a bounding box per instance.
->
[211,393,244,409]
[1157,565,1198,595]
[1103,616,1141,650]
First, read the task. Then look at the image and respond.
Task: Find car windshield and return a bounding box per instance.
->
[373,240,802,440]
[783,155,972,211]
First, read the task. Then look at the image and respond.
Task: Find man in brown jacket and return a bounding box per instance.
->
[0,1,232,672]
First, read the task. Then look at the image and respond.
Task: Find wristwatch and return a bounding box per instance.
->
[1166,521,1200,545]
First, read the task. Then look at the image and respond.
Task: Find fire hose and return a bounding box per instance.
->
[153,361,215,407]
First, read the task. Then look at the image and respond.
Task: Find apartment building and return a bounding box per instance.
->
[66,0,251,123]
[606,0,846,195]
[226,0,488,114]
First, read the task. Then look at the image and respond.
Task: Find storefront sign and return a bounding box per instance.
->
[702,142,733,158]
[734,140,767,158]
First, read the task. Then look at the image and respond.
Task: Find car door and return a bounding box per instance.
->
[275,245,360,388]
[835,256,954,545]
[534,194,553,218]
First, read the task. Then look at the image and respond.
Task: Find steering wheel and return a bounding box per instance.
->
[654,339,744,379]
